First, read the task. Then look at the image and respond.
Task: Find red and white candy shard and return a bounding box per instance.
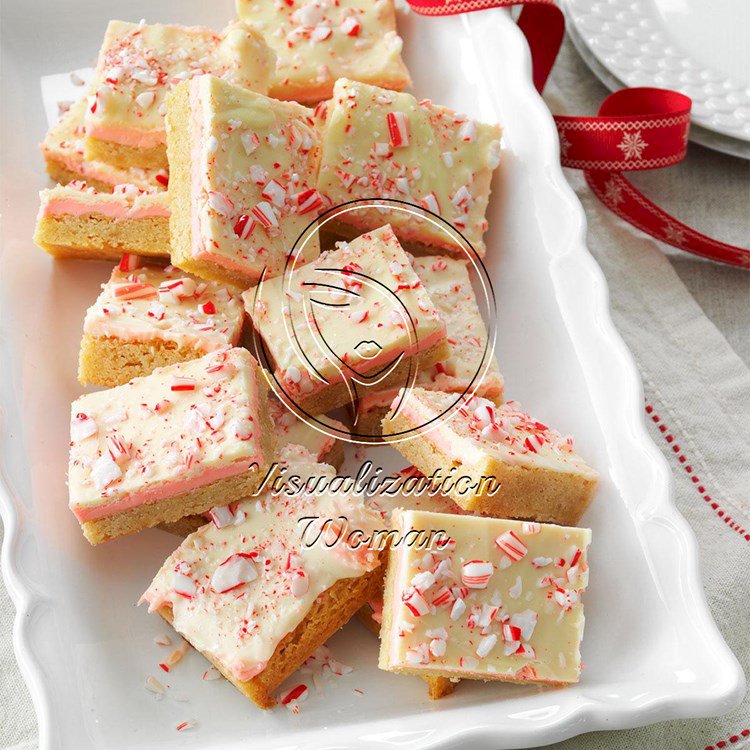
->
[71,413,97,441]
[280,684,308,706]
[510,609,537,641]
[252,201,278,228]
[476,633,497,658]
[495,530,528,561]
[461,560,493,589]
[90,454,122,490]
[173,563,196,599]
[402,587,430,617]
[171,376,196,391]
[211,553,258,594]
[209,504,243,529]
[386,111,409,148]
[119,253,142,272]
[290,569,309,598]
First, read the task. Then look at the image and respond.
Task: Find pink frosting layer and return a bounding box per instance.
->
[87,122,166,149]
[42,197,170,220]
[72,457,257,523]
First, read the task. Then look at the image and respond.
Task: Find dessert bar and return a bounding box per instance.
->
[243,224,449,414]
[236,0,410,102]
[78,258,244,387]
[41,99,167,192]
[166,74,322,287]
[85,20,274,169]
[34,182,170,261]
[316,79,502,256]
[382,389,598,525]
[379,510,591,686]
[68,347,274,544]
[141,444,384,708]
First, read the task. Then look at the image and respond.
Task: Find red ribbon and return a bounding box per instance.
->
[407,0,749,269]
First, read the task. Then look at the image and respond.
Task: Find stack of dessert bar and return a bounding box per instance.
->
[35,0,598,710]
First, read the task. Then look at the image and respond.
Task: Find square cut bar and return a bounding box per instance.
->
[236,0,410,103]
[68,347,275,544]
[78,258,245,387]
[41,99,168,192]
[315,79,502,256]
[162,397,349,536]
[382,389,598,525]
[357,255,504,436]
[379,510,591,686]
[34,182,170,261]
[243,224,449,415]
[85,20,275,170]
[140,444,384,709]
[167,75,322,288]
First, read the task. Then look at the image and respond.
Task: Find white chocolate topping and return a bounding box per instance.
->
[236,0,410,101]
[41,98,167,190]
[381,510,591,684]
[86,20,274,147]
[394,389,598,478]
[184,74,321,283]
[68,347,267,521]
[243,224,447,401]
[316,79,502,254]
[141,444,382,682]
[360,255,503,415]
[82,260,244,353]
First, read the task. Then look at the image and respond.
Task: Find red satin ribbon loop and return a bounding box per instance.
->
[555,88,692,172]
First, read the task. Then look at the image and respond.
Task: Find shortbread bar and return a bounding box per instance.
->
[41,99,167,192]
[166,74,322,287]
[34,183,170,261]
[316,79,502,256]
[236,0,410,102]
[357,255,503,436]
[141,444,384,709]
[68,347,275,544]
[78,258,244,387]
[85,20,274,170]
[243,224,449,415]
[382,390,598,525]
[380,510,591,686]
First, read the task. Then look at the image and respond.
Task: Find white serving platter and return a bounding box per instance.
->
[0,2,744,749]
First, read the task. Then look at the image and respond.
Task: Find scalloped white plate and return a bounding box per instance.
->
[564,0,750,158]
[0,2,744,749]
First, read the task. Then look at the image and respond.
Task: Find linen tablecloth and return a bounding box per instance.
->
[1,35,748,750]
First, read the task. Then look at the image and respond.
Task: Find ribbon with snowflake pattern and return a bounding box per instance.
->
[406,0,749,268]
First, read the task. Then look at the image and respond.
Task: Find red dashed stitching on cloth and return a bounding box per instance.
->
[704,728,750,750]
[645,404,749,542]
